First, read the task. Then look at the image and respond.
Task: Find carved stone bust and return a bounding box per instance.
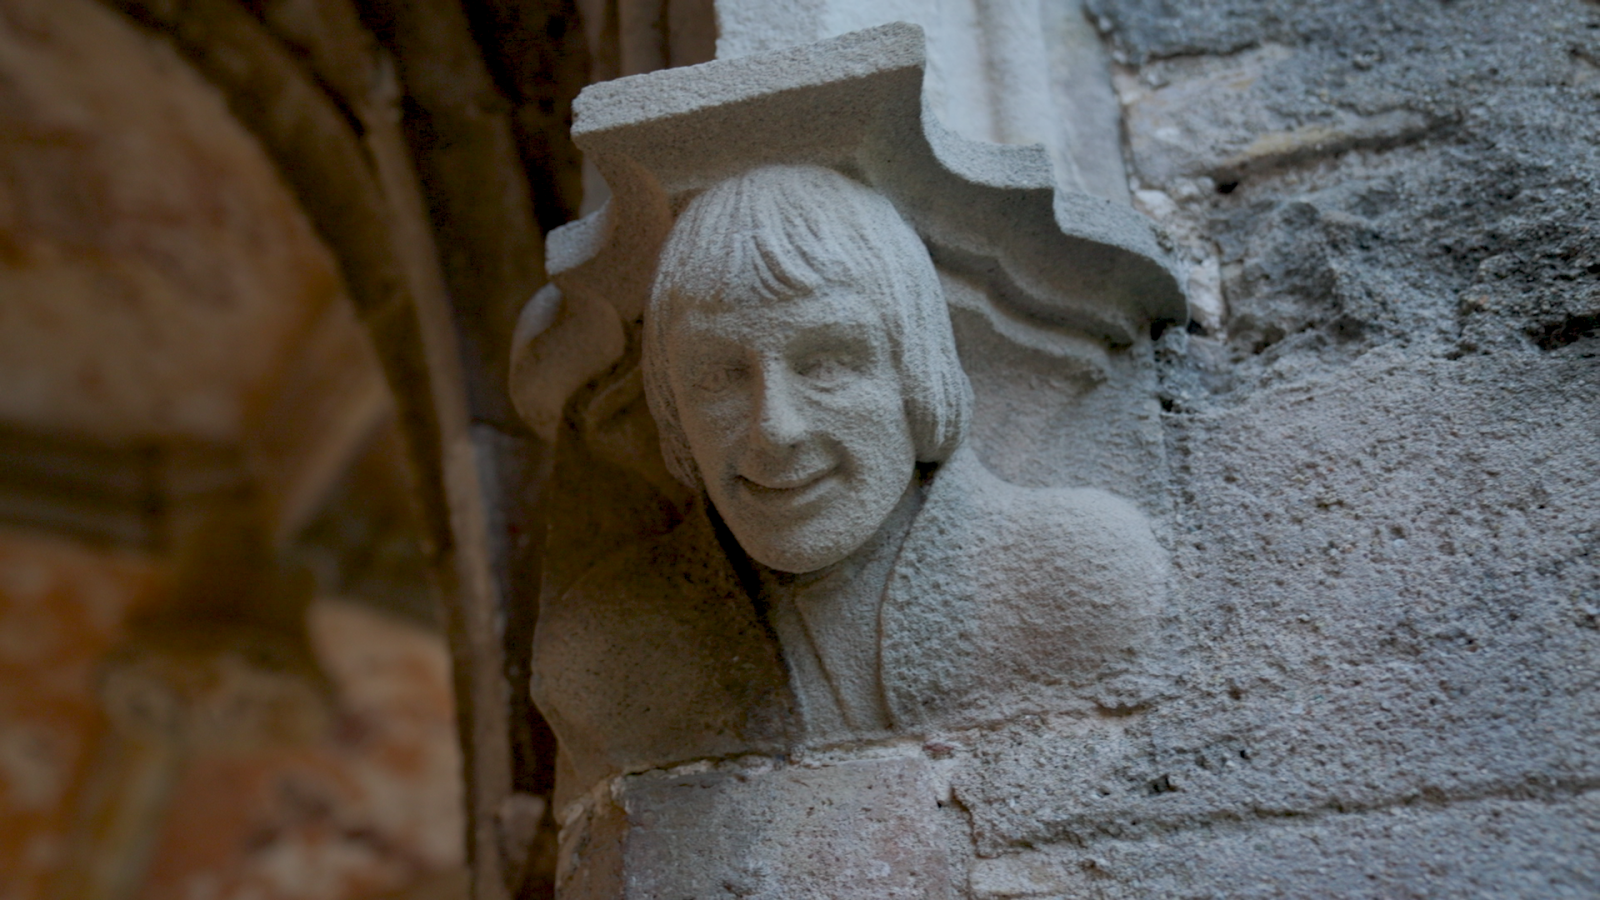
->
[509,23,1185,896]
[638,162,1164,741]
[527,162,1167,795]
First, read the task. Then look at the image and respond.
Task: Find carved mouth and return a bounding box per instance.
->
[736,468,837,504]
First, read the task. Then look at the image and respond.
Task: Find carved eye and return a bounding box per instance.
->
[794,352,859,387]
[693,363,747,394]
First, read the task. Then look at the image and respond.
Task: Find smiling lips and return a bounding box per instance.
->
[736,467,838,504]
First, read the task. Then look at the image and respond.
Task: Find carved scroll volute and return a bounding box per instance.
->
[510,151,673,444]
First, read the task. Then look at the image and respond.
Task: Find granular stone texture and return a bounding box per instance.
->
[949,0,1600,895]
[517,5,1595,895]
[969,792,1598,899]
[949,350,1597,890]
[612,757,959,900]
[1091,0,1600,362]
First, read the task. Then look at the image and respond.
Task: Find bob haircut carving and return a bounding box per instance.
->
[642,163,972,490]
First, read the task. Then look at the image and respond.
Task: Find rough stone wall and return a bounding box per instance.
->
[957,1,1598,896]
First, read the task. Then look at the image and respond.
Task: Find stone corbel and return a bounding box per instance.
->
[511,22,1186,447]
[509,22,1188,898]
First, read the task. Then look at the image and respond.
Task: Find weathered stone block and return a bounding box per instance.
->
[560,757,958,899]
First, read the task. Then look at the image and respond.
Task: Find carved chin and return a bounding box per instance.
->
[711,468,909,573]
[715,485,893,572]
[731,514,870,573]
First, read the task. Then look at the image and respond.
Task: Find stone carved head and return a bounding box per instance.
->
[642,164,972,573]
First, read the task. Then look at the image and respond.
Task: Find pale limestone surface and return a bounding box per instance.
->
[532,431,1166,784]
[717,0,1054,151]
[713,0,1129,203]
[512,24,1182,898]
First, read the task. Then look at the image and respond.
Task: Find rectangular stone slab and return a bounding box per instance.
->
[568,756,959,899]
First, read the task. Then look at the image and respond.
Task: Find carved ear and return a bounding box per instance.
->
[509,283,625,442]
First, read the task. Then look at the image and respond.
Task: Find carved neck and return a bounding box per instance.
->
[754,474,926,739]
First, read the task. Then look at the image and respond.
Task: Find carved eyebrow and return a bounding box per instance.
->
[786,323,874,353]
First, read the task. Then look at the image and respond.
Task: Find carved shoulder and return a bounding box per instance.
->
[999,480,1168,626]
[531,507,791,796]
[882,449,1167,728]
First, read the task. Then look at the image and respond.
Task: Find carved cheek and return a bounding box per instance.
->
[811,370,901,431]
[685,392,754,475]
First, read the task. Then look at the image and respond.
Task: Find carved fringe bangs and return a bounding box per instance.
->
[644,164,972,489]
[661,168,844,307]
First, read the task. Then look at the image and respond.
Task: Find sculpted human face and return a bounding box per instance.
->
[665,288,917,574]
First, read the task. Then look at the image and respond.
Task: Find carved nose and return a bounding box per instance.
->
[754,370,807,448]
